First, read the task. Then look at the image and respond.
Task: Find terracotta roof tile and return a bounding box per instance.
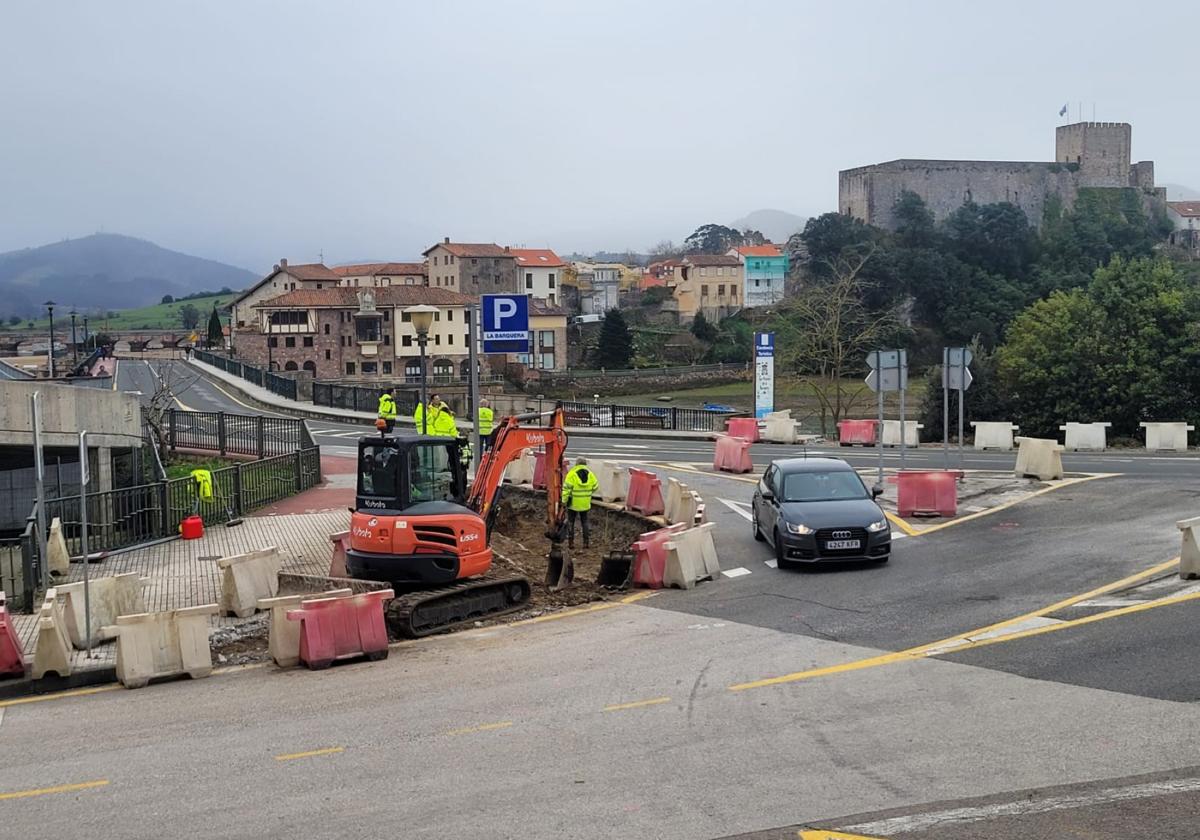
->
[1168,201,1200,218]
[423,241,512,258]
[282,263,341,281]
[511,248,566,268]
[682,254,741,267]
[254,287,475,308]
[733,244,782,257]
[332,262,427,277]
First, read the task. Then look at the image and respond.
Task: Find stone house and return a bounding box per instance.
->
[422,238,519,295]
[331,262,427,288]
[229,260,342,352]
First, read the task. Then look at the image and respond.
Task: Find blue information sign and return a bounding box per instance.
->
[481,294,530,354]
[754,332,774,419]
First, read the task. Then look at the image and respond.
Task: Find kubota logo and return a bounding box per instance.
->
[353,527,373,539]
[363,499,386,508]
[368,518,378,527]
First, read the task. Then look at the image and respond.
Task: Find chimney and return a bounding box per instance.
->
[444,236,450,244]
[280,258,288,268]
[273,263,280,272]
[504,245,510,253]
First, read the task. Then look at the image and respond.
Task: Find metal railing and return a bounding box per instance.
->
[0,511,37,612]
[540,362,749,380]
[193,349,298,400]
[313,381,418,415]
[556,399,736,432]
[165,409,307,458]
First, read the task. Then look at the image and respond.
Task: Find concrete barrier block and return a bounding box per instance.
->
[592,460,629,503]
[662,523,720,589]
[669,490,703,528]
[258,588,352,668]
[113,604,219,688]
[218,547,284,618]
[971,421,1019,451]
[1014,437,1065,481]
[47,516,70,577]
[1141,422,1193,453]
[762,410,799,444]
[58,573,147,649]
[1178,516,1200,580]
[1060,422,1111,451]
[882,420,923,447]
[503,451,536,485]
[664,478,691,524]
[328,531,350,578]
[0,591,26,678]
[31,590,72,679]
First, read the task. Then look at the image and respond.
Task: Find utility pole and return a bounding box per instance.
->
[467,303,481,473]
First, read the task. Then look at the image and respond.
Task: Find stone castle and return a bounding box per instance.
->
[839,122,1165,230]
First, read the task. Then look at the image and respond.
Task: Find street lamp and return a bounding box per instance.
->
[405,304,439,434]
[70,309,78,366]
[44,300,56,378]
[82,315,89,350]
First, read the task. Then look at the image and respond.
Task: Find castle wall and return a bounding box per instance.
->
[1055,122,1131,187]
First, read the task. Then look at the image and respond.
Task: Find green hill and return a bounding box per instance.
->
[19,293,235,332]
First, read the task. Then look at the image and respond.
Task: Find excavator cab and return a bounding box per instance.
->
[356,434,468,513]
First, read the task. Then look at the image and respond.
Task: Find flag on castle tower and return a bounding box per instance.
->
[1059,103,1069,117]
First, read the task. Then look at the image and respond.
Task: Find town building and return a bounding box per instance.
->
[666,254,743,322]
[422,238,519,295]
[729,244,788,307]
[1167,201,1200,256]
[511,249,565,305]
[573,262,623,314]
[513,300,569,372]
[229,260,342,350]
[840,121,1164,230]
[331,262,427,287]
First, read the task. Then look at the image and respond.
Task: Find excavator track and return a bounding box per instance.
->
[386,574,532,638]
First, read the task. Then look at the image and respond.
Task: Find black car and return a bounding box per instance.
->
[751,456,891,568]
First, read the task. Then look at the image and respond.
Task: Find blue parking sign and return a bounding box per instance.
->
[481,294,530,354]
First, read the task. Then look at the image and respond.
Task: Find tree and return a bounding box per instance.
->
[683,224,744,255]
[740,229,767,247]
[206,307,223,349]
[690,311,718,343]
[798,213,877,278]
[918,338,1008,442]
[160,294,175,304]
[179,303,201,330]
[7,315,19,326]
[773,249,901,435]
[141,361,201,462]
[591,309,634,369]
[703,317,753,364]
[892,190,938,249]
[640,286,670,306]
[648,240,681,260]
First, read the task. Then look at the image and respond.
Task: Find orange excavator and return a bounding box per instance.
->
[347,407,571,637]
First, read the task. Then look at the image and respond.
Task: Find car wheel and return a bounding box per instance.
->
[752,507,765,542]
[775,530,795,570]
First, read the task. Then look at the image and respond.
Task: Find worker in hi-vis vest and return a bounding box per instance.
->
[477,398,495,450]
[377,387,398,434]
[561,458,600,549]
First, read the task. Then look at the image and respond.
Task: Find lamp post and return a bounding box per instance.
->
[44,300,56,378]
[70,309,78,366]
[405,305,438,435]
[82,315,89,350]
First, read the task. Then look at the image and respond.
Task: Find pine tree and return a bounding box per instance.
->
[591,308,634,369]
[206,307,223,349]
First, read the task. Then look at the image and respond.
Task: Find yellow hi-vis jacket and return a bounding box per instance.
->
[477,406,494,436]
[428,405,459,437]
[191,469,214,501]
[561,465,599,512]
[377,393,398,420]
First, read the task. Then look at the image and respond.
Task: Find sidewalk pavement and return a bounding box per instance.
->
[185,357,718,441]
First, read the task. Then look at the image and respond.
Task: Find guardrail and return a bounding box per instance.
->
[166,409,307,458]
[0,511,38,612]
[556,399,736,432]
[540,362,750,380]
[313,381,418,415]
[192,348,298,400]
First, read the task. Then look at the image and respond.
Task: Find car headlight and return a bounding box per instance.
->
[866,518,889,533]
[784,521,814,535]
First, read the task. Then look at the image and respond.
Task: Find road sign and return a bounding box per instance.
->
[480,294,530,354]
[947,347,973,368]
[865,368,909,392]
[754,332,774,418]
[866,349,903,370]
[943,365,974,390]
[865,349,907,393]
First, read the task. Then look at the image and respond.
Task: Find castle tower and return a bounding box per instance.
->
[1055,122,1131,187]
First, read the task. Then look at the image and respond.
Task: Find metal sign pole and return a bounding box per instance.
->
[942,348,950,469]
[466,304,481,474]
[875,350,884,488]
[32,392,50,589]
[79,431,92,655]
[958,352,966,468]
[898,350,906,470]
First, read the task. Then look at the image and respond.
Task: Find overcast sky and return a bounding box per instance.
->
[2,1,1196,272]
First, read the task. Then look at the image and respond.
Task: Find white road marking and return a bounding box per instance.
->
[844,776,1200,836]
[922,615,1064,656]
[719,498,754,521]
[722,567,752,578]
[765,559,778,569]
[611,444,650,449]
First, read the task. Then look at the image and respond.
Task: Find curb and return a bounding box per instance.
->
[0,666,117,702]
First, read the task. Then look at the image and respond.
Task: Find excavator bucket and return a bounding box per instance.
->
[545,539,574,591]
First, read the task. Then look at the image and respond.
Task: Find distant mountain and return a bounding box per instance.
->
[0,234,257,319]
[1163,183,1200,201]
[729,209,808,243]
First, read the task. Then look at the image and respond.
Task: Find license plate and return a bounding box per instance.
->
[825,539,861,550]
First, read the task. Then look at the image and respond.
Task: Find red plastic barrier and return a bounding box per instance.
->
[837,419,878,446]
[532,450,548,490]
[626,468,665,516]
[726,417,760,443]
[0,592,25,678]
[328,530,350,577]
[631,524,688,589]
[287,589,395,670]
[890,470,963,517]
[713,434,754,474]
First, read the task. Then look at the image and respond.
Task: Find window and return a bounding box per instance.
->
[539,330,554,348]
[402,335,413,347]
[754,278,761,287]
[362,362,378,375]
[346,362,356,375]
[316,283,322,289]
[526,273,534,289]
[539,352,554,370]
[284,336,296,348]
[433,256,438,266]
[303,361,316,373]
[405,358,422,381]
[549,294,556,306]
[401,311,411,322]
[433,359,453,380]
[700,268,707,277]
[383,310,390,322]
[434,312,440,322]
[549,273,556,288]
[303,336,313,347]
[517,353,530,364]
[268,336,278,347]
[284,361,298,371]
[383,361,392,374]
[448,335,454,345]
[435,335,441,346]
[717,284,725,297]
[447,310,453,321]
[471,258,477,265]
[383,335,391,346]
[355,318,381,342]
[471,274,478,284]
[324,323,330,335]
[701,285,709,297]
[325,349,331,360]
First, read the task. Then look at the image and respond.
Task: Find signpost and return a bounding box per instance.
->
[79,430,93,655]
[866,349,908,484]
[466,304,481,474]
[31,392,50,589]
[753,332,774,419]
[480,294,531,355]
[941,347,973,467]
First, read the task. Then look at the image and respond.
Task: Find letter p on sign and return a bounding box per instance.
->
[494,298,517,324]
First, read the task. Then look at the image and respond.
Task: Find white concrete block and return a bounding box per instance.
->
[31,589,72,679]
[1014,437,1065,481]
[1060,422,1111,451]
[217,547,284,618]
[112,604,218,689]
[762,410,800,444]
[47,517,70,577]
[258,588,352,668]
[57,573,147,649]
[882,420,923,447]
[664,478,691,524]
[592,460,629,503]
[971,421,1019,451]
[662,523,720,590]
[1178,516,1200,580]
[503,450,536,485]
[1141,422,1193,452]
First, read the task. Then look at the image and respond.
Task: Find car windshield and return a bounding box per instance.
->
[781,469,868,502]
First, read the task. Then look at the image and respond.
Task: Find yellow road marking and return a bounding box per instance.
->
[884,511,918,536]
[511,590,654,626]
[0,685,122,709]
[446,721,513,736]
[0,779,109,801]
[728,555,1180,691]
[798,830,886,840]
[603,696,671,712]
[274,746,344,761]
